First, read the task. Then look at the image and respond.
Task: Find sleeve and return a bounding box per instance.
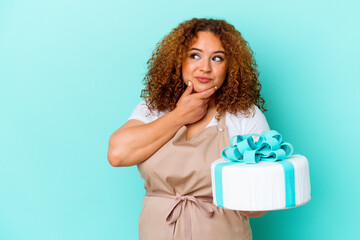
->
[242,105,270,135]
[226,105,271,141]
[128,100,156,124]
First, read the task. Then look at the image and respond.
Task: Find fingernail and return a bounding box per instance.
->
[214,86,218,90]
[188,81,191,86]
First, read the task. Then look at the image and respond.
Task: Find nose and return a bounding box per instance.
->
[199,59,211,73]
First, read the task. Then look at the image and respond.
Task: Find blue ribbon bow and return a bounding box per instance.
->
[214,130,296,209]
[221,130,294,164]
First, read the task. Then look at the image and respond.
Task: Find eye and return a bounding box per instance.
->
[190,53,200,59]
[213,56,224,62]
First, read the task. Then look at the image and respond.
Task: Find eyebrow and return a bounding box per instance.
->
[191,48,225,54]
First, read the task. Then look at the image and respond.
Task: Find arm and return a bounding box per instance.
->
[107,82,216,167]
[240,211,267,218]
[107,110,184,167]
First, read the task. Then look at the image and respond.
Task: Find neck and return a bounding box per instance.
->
[208,98,216,110]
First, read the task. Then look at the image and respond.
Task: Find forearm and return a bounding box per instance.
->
[240,211,267,218]
[108,110,184,167]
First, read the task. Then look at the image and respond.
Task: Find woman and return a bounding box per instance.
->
[108,18,269,240]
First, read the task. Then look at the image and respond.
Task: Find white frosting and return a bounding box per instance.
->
[211,155,311,211]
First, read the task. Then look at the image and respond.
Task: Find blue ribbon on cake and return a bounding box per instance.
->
[214,130,296,208]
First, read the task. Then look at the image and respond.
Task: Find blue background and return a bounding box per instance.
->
[1,0,359,239]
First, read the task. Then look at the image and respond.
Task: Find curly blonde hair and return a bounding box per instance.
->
[141,18,266,116]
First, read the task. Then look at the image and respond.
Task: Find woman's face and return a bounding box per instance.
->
[182,31,227,93]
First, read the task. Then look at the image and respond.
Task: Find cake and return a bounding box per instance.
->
[211,131,311,211]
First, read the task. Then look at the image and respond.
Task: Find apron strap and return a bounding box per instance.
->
[146,191,214,240]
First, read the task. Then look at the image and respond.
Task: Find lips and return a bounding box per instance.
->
[195,77,212,83]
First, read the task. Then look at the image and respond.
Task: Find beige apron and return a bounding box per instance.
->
[137,112,252,240]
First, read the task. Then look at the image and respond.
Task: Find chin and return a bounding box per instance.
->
[193,84,211,93]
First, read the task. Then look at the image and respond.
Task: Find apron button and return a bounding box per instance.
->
[218,127,224,132]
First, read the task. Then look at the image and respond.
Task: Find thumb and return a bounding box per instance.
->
[182,81,193,97]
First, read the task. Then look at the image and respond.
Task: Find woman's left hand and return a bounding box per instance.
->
[239,211,267,218]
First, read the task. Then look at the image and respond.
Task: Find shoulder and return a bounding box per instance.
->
[225,105,270,135]
[226,105,266,122]
[128,99,167,124]
[246,105,268,124]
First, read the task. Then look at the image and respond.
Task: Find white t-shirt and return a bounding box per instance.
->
[128,100,270,141]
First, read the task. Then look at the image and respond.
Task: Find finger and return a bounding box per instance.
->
[203,97,212,103]
[181,81,193,97]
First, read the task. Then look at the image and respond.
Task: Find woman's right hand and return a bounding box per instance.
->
[107,81,216,167]
[174,81,216,125]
